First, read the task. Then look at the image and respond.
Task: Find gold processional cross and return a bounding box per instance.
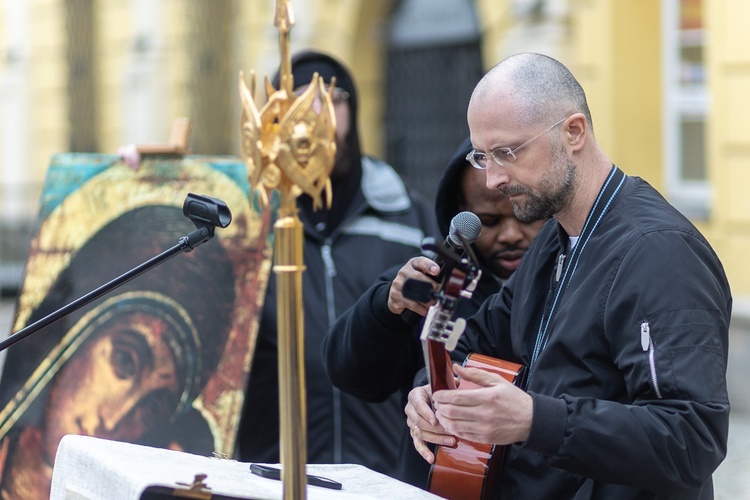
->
[238,1,337,499]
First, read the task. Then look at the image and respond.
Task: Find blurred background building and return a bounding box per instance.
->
[0,0,740,288]
[4,0,746,297]
[0,0,747,398]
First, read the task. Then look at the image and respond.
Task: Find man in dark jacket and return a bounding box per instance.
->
[323,137,545,487]
[236,51,439,477]
[406,52,732,498]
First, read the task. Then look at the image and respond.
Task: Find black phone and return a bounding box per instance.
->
[249,464,343,490]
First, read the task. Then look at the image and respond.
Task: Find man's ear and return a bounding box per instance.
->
[566,113,587,152]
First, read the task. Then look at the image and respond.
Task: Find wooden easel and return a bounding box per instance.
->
[136,117,193,156]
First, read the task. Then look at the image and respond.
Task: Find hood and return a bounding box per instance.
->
[272,50,363,234]
[434,136,473,240]
[272,50,362,175]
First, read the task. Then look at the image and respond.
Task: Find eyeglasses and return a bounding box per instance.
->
[466,115,569,169]
[330,88,350,105]
[293,86,350,105]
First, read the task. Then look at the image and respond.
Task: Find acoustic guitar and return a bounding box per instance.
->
[410,241,525,500]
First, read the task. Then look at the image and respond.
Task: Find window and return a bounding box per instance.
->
[662,0,710,218]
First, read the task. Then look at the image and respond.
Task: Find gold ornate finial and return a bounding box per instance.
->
[275,0,294,93]
[238,0,336,216]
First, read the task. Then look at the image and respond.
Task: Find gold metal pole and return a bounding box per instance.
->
[238,1,336,498]
[274,214,306,500]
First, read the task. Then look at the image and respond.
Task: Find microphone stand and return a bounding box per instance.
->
[0,193,232,353]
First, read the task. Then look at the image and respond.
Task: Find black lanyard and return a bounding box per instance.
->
[525,165,627,388]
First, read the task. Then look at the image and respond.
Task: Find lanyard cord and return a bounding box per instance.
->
[525,165,626,387]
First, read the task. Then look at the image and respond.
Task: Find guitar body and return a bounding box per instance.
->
[427,353,526,500]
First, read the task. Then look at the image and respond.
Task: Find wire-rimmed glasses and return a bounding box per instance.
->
[293,86,350,105]
[466,115,569,170]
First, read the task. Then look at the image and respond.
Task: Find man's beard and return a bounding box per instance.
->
[502,141,576,223]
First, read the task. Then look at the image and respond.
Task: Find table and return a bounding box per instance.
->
[50,435,441,500]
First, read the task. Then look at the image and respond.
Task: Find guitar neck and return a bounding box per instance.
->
[426,338,455,392]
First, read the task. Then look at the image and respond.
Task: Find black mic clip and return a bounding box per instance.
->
[181,193,233,250]
[400,211,482,324]
[421,237,464,277]
[402,235,481,305]
[422,233,479,286]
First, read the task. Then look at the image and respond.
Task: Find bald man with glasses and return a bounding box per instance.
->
[405,52,731,499]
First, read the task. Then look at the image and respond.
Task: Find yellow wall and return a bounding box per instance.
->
[706,0,750,297]
[348,1,395,156]
[2,0,749,302]
[97,1,131,153]
[473,0,661,188]
[609,1,662,190]
[30,1,67,182]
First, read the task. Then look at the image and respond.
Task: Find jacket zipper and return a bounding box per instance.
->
[320,240,343,462]
[640,321,662,398]
[555,253,565,282]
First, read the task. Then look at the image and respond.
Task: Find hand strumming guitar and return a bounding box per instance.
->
[405,362,533,464]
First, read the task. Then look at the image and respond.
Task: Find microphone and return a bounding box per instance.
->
[436,211,482,268]
[430,211,481,284]
[400,211,481,325]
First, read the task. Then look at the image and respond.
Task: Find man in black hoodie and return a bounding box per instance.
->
[236,51,439,477]
[323,137,545,487]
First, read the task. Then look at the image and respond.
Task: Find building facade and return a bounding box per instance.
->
[0,0,747,313]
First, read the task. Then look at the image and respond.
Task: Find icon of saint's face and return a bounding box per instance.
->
[42,312,183,463]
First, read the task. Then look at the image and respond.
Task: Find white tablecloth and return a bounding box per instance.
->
[50,435,441,499]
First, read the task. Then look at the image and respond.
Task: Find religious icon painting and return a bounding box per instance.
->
[0,154,273,498]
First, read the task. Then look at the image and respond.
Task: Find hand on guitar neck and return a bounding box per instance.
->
[400,233,530,462]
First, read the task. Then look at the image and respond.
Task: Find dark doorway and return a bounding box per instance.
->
[386,0,483,204]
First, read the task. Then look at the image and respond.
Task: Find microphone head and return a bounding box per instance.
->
[448,211,482,248]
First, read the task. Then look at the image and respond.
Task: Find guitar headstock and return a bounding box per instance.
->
[402,236,481,349]
[416,236,482,303]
